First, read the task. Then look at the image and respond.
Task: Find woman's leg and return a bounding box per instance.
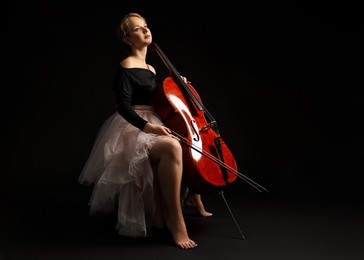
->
[152,165,165,229]
[149,137,197,249]
[184,192,213,217]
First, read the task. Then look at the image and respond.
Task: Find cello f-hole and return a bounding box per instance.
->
[190,120,200,142]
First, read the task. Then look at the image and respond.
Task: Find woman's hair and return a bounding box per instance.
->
[116,13,146,47]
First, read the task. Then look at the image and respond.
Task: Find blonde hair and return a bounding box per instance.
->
[117,12,146,41]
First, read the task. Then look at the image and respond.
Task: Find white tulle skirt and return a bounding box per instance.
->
[78,105,165,238]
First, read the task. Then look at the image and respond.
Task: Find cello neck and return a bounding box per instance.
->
[150,42,219,132]
[150,42,204,111]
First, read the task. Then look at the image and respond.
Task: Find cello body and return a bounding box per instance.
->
[152,76,238,193]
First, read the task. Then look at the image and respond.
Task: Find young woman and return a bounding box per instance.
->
[78,12,211,250]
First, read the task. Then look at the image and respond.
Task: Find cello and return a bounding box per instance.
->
[150,42,268,195]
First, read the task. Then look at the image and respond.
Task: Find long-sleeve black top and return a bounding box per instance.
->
[112,65,158,130]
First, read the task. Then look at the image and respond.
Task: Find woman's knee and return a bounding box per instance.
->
[150,137,182,163]
[164,138,182,160]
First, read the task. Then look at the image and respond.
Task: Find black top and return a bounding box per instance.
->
[112,65,158,130]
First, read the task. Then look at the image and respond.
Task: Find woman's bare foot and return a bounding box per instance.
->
[166,218,198,249]
[184,193,213,217]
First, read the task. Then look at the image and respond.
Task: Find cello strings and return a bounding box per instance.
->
[175,130,264,191]
[175,134,265,192]
[170,130,268,192]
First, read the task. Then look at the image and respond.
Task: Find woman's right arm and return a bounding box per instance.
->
[112,68,171,136]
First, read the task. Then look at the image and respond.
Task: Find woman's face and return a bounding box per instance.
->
[125,16,152,47]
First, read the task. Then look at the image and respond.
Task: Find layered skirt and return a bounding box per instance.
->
[78,105,165,237]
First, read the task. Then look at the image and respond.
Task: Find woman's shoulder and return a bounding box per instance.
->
[147,64,156,74]
[120,57,133,68]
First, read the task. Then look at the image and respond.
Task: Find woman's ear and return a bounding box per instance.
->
[123,36,132,46]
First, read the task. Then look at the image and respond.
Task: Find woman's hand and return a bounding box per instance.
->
[143,123,171,136]
[181,75,191,84]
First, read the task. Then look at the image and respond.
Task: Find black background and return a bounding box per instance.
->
[1,1,363,259]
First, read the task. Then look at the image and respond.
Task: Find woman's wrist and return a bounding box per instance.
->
[143,122,152,133]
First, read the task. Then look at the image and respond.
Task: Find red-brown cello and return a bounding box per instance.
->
[150,42,268,195]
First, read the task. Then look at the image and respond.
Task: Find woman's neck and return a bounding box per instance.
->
[130,46,148,61]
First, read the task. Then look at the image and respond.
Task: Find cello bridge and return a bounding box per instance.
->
[200,121,217,132]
